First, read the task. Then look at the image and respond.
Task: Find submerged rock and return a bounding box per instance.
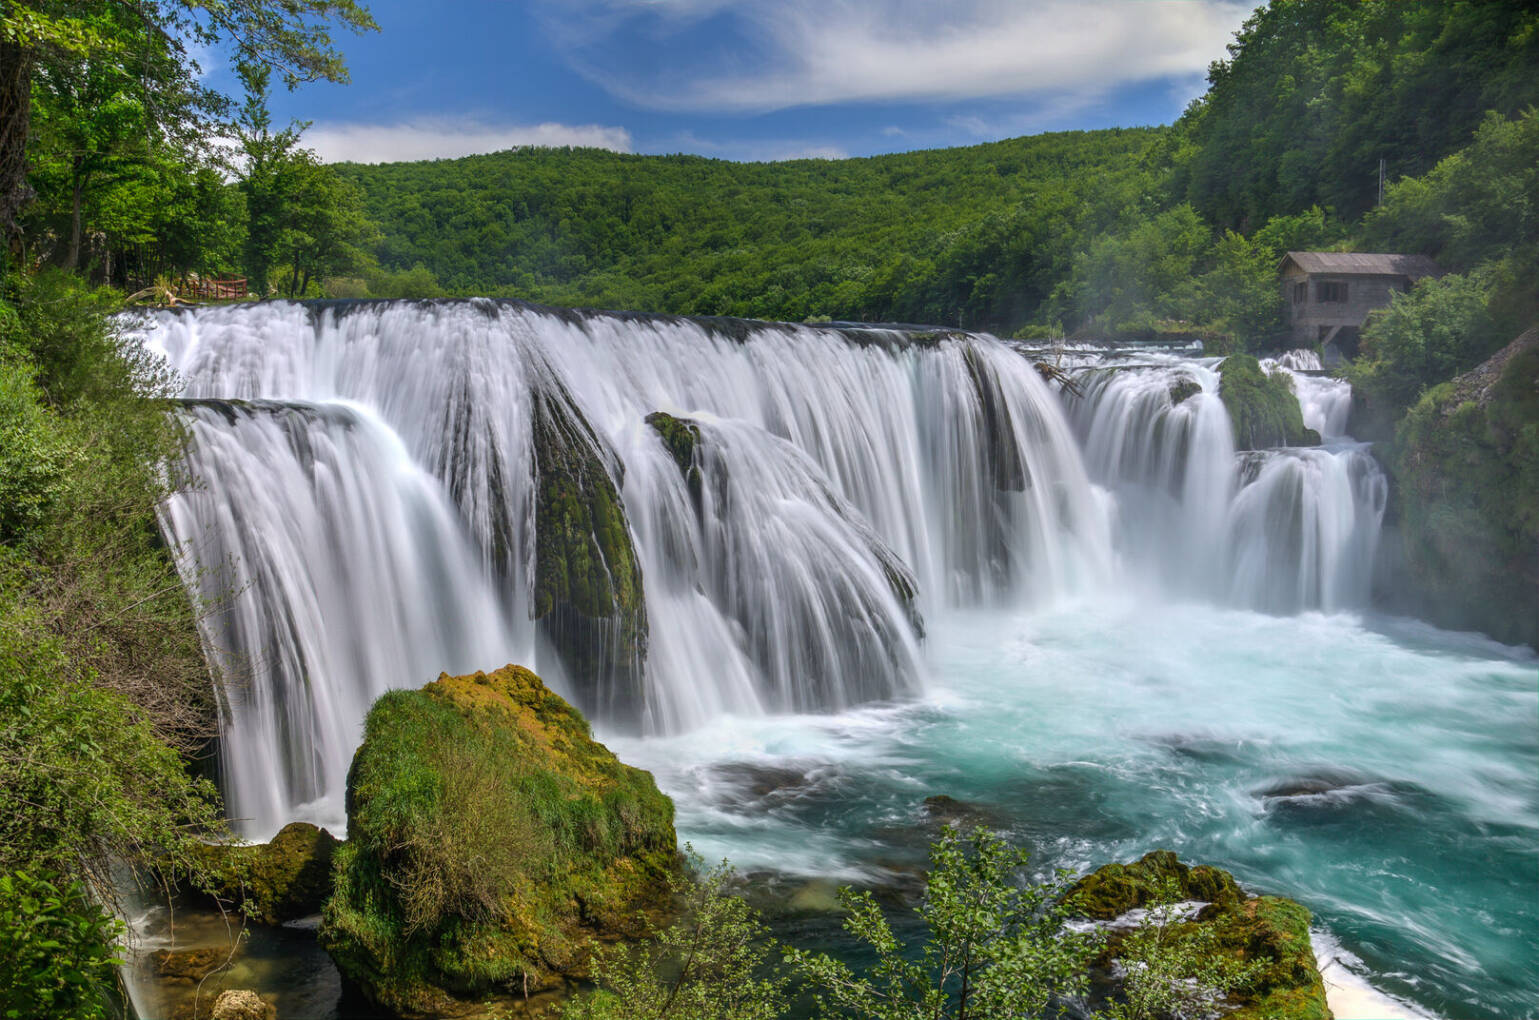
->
[209,990,276,1020]
[320,664,679,1019]
[153,946,230,985]
[532,384,649,721]
[1391,328,1538,648]
[919,794,995,831]
[1219,354,1321,450]
[1068,851,1331,1020]
[189,822,340,926]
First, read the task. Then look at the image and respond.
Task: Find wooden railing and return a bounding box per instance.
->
[179,276,248,300]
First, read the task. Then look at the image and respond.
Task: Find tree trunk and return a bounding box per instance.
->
[65,164,85,269]
[0,37,34,265]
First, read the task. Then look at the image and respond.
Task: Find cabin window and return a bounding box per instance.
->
[1316,280,1347,303]
[1292,282,1307,303]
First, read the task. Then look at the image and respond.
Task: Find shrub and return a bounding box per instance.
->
[559,852,788,1020]
[785,827,1098,1020]
[0,871,124,1020]
[1349,269,1504,438]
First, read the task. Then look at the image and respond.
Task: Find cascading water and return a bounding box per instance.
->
[1063,349,1384,610]
[1263,349,1354,439]
[131,303,1537,1020]
[143,301,1114,836]
[160,398,528,830]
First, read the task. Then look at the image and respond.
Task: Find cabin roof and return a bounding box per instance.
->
[1280,251,1441,278]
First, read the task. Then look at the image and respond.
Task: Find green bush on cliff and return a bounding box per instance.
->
[1348,269,1506,438]
[321,664,678,1016]
[1,269,226,1014]
[1392,331,1538,647]
[1218,354,1319,449]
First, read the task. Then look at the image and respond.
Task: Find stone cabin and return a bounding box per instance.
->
[1280,251,1440,359]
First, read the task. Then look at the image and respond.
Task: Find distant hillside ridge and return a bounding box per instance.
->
[336,128,1164,331]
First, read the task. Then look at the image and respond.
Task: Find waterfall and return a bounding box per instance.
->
[1262,350,1353,439]
[134,304,1386,837]
[1063,347,1385,611]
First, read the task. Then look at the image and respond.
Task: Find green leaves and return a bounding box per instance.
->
[1100,878,1264,1020]
[0,870,124,1020]
[559,851,789,1020]
[785,826,1096,1020]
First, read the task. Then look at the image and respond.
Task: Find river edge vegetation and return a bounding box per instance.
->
[0,0,1535,1014]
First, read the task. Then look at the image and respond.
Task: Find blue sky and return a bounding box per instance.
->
[245,0,1255,164]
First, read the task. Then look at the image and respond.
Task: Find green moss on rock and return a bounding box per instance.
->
[1219,354,1320,450]
[1169,378,1202,406]
[319,665,679,1019]
[1392,328,1538,648]
[644,411,704,509]
[1068,851,1331,1020]
[188,822,339,926]
[1067,849,1244,920]
[532,386,648,721]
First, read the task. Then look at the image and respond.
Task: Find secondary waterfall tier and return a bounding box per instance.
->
[136,301,1386,837]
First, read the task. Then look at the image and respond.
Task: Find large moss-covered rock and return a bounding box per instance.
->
[188,822,339,925]
[1067,851,1331,1020]
[1219,354,1321,449]
[1392,329,1538,648]
[320,665,678,1019]
[532,386,648,721]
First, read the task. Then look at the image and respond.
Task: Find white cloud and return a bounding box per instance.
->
[304,120,634,164]
[762,144,849,161]
[648,131,848,162]
[546,0,1251,114]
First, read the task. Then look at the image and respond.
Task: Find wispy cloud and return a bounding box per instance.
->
[305,120,634,164]
[544,0,1249,114]
[648,130,848,162]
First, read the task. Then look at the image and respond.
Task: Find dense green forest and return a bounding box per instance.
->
[1,0,1537,1012]
[1,0,373,1013]
[335,1,1538,345]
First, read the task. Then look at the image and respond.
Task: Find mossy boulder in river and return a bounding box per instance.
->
[320,664,678,1019]
[1219,354,1321,450]
[1068,850,1331,1020]
[532,385,648,722]
[188,822,340,925]
[1391,328,1538,648]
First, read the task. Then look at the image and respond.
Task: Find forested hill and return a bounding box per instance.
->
[336,129,1162,330]
[338,1,1537,342]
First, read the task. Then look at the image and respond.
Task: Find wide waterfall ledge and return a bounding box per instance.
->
[124,299,1536,1020]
